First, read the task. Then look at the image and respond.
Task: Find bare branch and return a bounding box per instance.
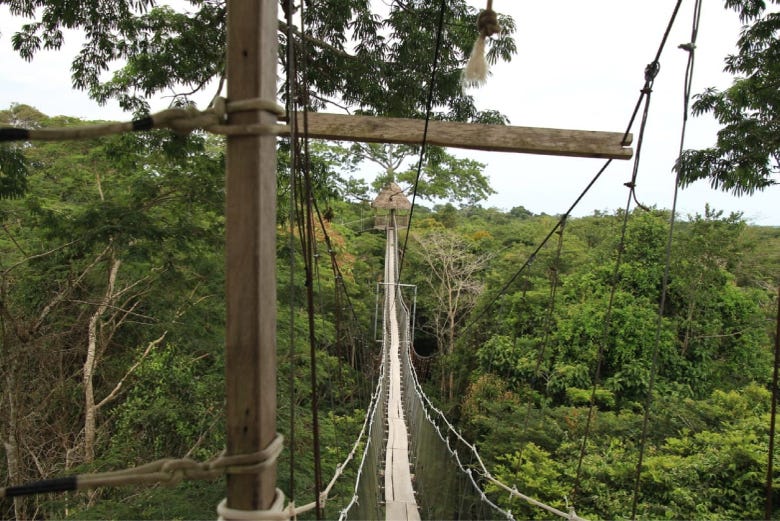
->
[64,299,156,323]
[95,330,167,411]
[32,243,111,334]
[2,223,27,257]
[183,404,222,458]
[2,239,80,278]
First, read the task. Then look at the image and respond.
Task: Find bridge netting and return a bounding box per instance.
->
[340,214,517,520]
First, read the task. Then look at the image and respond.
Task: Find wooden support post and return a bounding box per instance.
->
[225,0,278,512]
[289,113,634,160]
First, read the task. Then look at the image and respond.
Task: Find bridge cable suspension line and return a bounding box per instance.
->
[630,0,703,517]
[399,0,448,279]
[517,218,568,454]
[283,0,299,504]
[464,0,690,334]
[572,0,688,501]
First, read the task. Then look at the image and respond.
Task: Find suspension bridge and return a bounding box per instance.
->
[4,0,778,519]
[334,209,588,521]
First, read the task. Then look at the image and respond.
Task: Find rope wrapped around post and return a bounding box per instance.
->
[462,0,501,87]
[0,97,289,142]
[0,432,324,520]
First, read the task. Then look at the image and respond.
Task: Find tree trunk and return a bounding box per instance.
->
[83,255,120,464]
[681,299,696,356]
[447,306,456,402]
[4,370,25,520]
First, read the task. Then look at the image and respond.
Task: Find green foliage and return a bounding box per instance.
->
[421,202,780,520]
[489,444,570,520]
[0,145,28,199]
[2,132,778,520]
[676,0,780,195]
[106,344,225,463]
[3,0,516,118]
[63,479,225,520]
[0,106,379,519]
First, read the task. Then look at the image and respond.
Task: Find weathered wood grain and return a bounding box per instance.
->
[290,112,634,160]
[225,0,279,512]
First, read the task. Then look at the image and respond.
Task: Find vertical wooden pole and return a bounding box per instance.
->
[225,0,278,511]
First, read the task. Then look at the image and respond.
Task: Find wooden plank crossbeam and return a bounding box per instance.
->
[291,112,633,160]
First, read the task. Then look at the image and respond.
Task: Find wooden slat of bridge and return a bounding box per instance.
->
[384,227,420,521]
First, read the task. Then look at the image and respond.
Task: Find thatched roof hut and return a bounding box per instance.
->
[371,182,412,211]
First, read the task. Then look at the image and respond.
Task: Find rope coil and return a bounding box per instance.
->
[217,489,291,521]
[0,97,288,143]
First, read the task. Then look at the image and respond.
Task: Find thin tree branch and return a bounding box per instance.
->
[32,243,111,334]
[2,223,27,258]
[95,330,167,411]
[1,240,80,278]
[278,20,354,59]
[64,299,156,323]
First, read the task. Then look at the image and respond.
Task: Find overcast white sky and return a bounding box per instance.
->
[1,1,778,224]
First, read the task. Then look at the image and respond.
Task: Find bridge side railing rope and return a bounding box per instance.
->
[338,219,400,520]
[389,210,587,520]
[338,348,387,520]
[402,338,587,521]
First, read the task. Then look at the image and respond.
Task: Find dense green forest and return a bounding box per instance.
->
[0,104,382,519]
[2,0,780,518]
[1,105,779,520]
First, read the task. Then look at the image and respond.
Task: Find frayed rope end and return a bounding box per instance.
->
[461,36,488,88]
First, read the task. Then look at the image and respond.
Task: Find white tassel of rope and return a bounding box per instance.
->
[462,0,501,88]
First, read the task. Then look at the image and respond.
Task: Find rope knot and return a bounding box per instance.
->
[678,42,695,53]
[477,9,501,38]
[211,96,229,123]
[644,61,660,82]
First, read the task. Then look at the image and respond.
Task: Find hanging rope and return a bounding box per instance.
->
[283,0,299,505]
[462,0,501,87]
[398,0,448,279]
[517,218,567,452]
[295,2,324,517]
[630,1,702,517]
[466,0,682,331]
[0,98,287,142]
[572,53,660,507]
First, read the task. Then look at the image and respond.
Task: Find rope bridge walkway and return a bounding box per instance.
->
[383,222,421,521]
[340,213,585,520]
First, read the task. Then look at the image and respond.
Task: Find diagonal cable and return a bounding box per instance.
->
[398,0,448,280]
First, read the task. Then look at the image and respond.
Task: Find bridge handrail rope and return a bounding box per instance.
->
[2,371,385,518]
[337,348,387,520]
[402,333,585,521]
[385,215,581,521]
[1,434,285,496]
[0,97,288,142]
